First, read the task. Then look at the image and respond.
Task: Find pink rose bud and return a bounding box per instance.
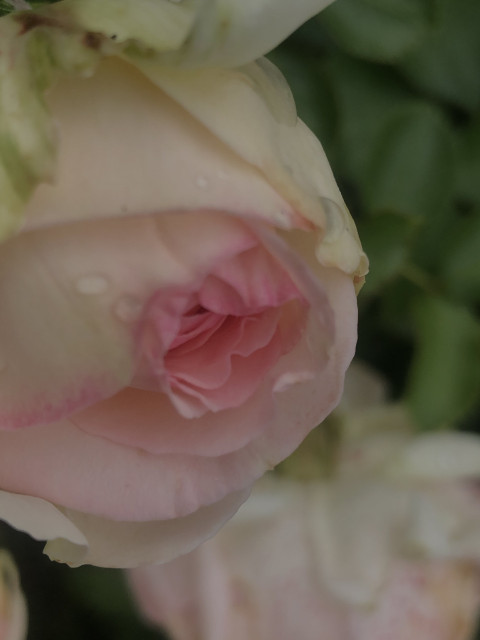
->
[0,551,27,640]
[0,3,366,568]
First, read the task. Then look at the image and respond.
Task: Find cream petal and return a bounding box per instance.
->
[0,268,352,522]
[0,209,259,429]
[128,479,349,640]
[0,222,134,428]
[390,432,480,480]
[168,0,337,67]
[0,490,87,549]
[137,57,368,279]
[0,550,27,640]
[24,58,296,232]
[349,560,480,640]
[44,488,250,569]
[407,485,480,560]
[308,481,410,606]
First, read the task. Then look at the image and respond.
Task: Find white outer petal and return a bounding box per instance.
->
[0,489,87,549]
[0,550,27,640]
[66,0,336,66]
[136,57,367,279]
[407,486,480,560]
[307,481,410,606]
[170,0,337,67]
[390,432,480,480]
[43,488,251,569]
[0,488,250,569]
[25,58,295,231]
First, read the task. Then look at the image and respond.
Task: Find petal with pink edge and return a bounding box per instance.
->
[70,224,343,459]
[0,211,257,429]
[0,264,356,522]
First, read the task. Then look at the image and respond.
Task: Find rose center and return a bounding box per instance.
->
[131,245,308,417]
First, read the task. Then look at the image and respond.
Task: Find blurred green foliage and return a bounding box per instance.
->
[1,0,480,637]
[273,0,480,433]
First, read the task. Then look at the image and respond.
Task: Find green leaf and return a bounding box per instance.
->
[357,213,417,295]
[411,202,458,273]
[0,2,31,17]
[455,114,480,208]
[268,50,337,150]
[400,0,480,111]
[441,211,480,305]
[377,277,418,339]
[324,55,413,184]
[363,102,455,218]
[0,2,13,17]
[320,0,435,63]
[406,295,480,429]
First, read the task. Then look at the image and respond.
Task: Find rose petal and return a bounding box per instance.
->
[0,224,133,428]
[24,59,297,232]
[170,0,337,67]
[0,417,267,520]
[200,246,302,315]
[138,58,367,278]
[0,211,256,429]
[0,549,27,640]
[0,488,249,570]
[349,561,480,640]
[172,330,286,413]
[43,488,251,569]
[72,384,275,458]
[0,490,87,549]
[0,261,355,521]
[391,432,480,481]
[168,311,283,391]
[308,481,410,606]
[129,479,348,640]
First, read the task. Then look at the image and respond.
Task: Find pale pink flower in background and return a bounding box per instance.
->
[129,364,480,639]
[0,1,366,568]
[0,551,26,640]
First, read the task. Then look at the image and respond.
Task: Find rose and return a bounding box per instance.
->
[128,367,480,639]
[0,3,366,568]
[0,551,27,640]
[131,535,480,640]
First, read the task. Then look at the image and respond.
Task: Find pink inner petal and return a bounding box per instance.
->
[132,239,307,416]
[172,330,286,412]
[200,246,302,315]
[167,310,280,391]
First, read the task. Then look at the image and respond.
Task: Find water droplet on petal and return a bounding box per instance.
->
[195,176,208,189]
[75,274,109,295]
[114,296,143,323]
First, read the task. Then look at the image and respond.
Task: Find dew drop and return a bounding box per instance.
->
[195,176,208,189]
[75,274,109,295]
[114,296,143,323]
